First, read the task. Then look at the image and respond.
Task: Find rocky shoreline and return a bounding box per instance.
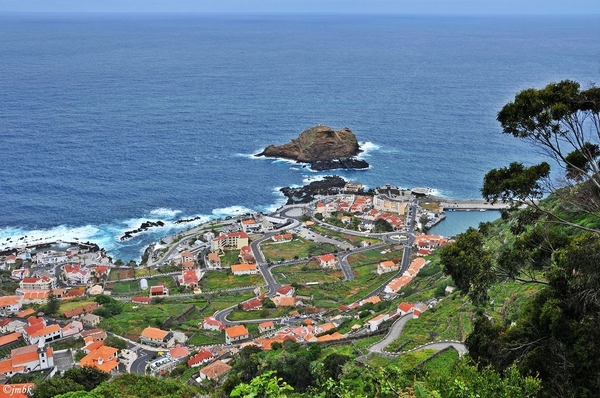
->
[279,175,347,204]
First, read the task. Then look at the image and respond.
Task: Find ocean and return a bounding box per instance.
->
[1,14,599,261]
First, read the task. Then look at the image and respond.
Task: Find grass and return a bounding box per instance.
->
[387,294,474,351]
[99,301,203,341]
[187,330,224,346]
[60,299,97,311]
[200,270,264,291]
[261,238,338,262]
[346,246,404,268]
[227,307,289,321]
[309,224,381,246]
[417,348,460,378]
[273,261,342,285]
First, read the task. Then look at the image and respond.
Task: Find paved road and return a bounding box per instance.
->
[368,314,412,354]
[367,314,468,357]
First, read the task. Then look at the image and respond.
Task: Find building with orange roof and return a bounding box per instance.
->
[404,257,427,278]
[316,332,344,342]
[211,231,248,253]
[413,234,449,250]
[271,233,293,243]
[169,344,189,360]
[367,314,390,331]
[397,302,415,316]
[178,269,203,288]
[359,295,382,306]
[84,340,104,354]
[19,290,50,304]
[181,251,195,263]
[242,298,263,311]
[377,260,399,275]
[198,359,232,381]
[317,254,337,268]
[240,219,261,233]
[384,276,413,294]
[131,296,151,305]
[182,260,195,270]
[271,296,296,308]
[63,302,99,319]
[238,246,255,263]
[276,285,295,297]
[201,316,225,331]
[187,349,214,367]
[0,295,23,316]
[25,323,62,345]
[15,308,35,319]
[63,264,90,285]
[140,327,173,347]
[0,343,54,377]
[19,276,56,291]
[258,321,275,334]
[79,344,119,373]
[206,252,222,268]
[149,284,169,297]
[0,332,22,347]
[225,325,250,344]
[231,263,258,276]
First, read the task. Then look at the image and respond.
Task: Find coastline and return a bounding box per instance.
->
[0,188,505,262]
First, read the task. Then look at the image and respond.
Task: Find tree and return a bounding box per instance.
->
[484,80,600,232]
[63,366,110,392]
[373,218,394,233]
[32,377,85,398]
[42,291,60,316]
[438,228,493,305]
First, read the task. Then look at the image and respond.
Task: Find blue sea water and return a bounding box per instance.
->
[1,14,599,261]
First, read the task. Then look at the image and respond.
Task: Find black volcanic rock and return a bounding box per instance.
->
[279,176,347,205]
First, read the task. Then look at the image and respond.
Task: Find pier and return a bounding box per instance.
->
[430,197,511,211]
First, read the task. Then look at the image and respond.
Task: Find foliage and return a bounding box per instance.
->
[32,367,109,398]
[53,373,199,398]
[103,335,127,350]
[230,370,294,398]
[487,80,600,231]
[438,228,493,305]
[41,292,60,316]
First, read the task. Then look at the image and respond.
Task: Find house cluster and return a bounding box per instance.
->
[239,285,301,311]
[314,194,408,231]
[384,257,428,294]
[175,250,204,292]
[413,234,450,256]
[0,309,124,381]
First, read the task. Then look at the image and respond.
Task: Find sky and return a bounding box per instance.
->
[0,0,599,15]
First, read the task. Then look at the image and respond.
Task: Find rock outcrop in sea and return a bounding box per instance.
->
[279,175,347,205]
[256,125,369,171]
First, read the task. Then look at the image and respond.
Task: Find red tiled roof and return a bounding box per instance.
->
[187,349,213,366]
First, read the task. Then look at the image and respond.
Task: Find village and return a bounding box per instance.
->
[0,182,474,392]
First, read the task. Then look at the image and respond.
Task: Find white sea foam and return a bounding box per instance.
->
[301,175,328,184]
[211,205,255,217]
[357,141,380,157]
[148,208,182,219]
